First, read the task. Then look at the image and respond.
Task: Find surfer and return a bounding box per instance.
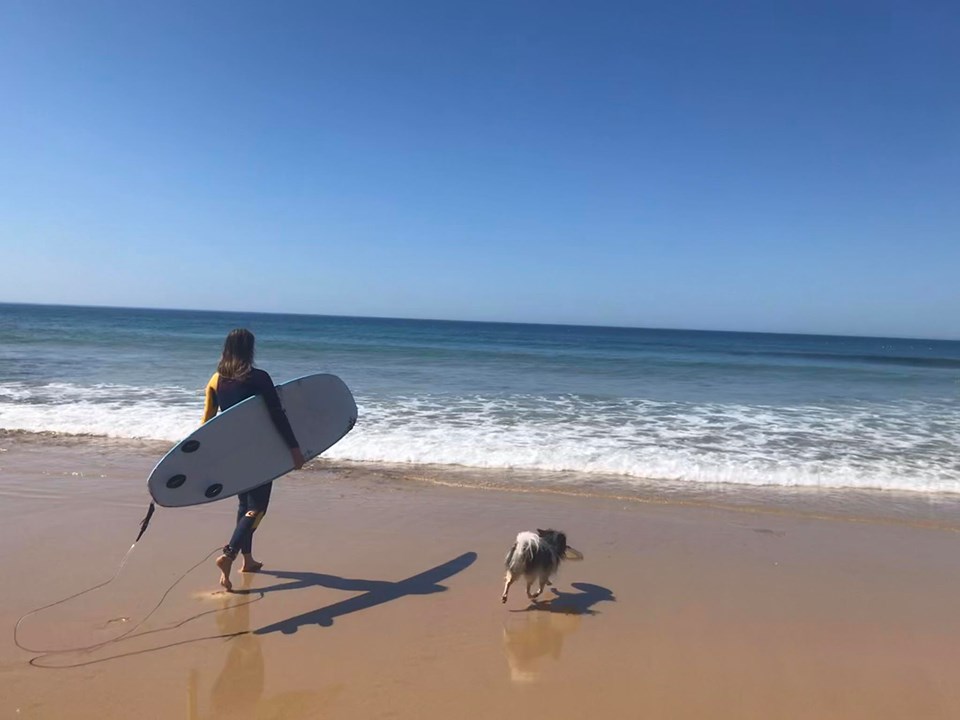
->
[203,328,305,591]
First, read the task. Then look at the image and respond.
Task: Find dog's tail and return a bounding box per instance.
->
[505,531,541,571]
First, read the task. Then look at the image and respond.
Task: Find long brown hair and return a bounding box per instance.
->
[217,328,255,380]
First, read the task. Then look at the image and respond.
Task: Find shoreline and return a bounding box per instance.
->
[5,428,960,532]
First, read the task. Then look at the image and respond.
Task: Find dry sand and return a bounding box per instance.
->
[3,434,960,719]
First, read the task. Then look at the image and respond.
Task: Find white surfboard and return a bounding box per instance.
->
[148,373,357,508]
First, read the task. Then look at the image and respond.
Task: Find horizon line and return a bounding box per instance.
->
[0,299,956,343]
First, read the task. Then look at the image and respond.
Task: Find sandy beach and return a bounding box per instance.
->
[4,432,960,719]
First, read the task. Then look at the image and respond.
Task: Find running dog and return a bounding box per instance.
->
[501,529,583,603]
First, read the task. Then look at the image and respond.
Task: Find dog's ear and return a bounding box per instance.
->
[536,528,546,536]
[563,547,584,561]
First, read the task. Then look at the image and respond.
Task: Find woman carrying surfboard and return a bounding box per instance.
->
[204,328,305,591]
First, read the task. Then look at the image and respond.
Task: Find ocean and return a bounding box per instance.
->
[1,303,958,495]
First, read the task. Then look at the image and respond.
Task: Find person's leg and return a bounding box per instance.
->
[241,483,272,572]
[236,492,250,531]
[216,493,251,592]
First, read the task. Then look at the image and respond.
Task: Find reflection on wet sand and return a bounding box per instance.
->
[503,607,581,683]
[502,582,615,683]
[188,575,341,719]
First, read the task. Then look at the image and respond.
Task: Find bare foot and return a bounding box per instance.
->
[216,554,234,592]
[241,560,263,573]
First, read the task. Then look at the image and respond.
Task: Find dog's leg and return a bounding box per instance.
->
[502,571,516,603]
[527,578,541,600]
[532,572,551,599]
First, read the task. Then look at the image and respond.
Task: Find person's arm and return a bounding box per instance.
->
[201,373,219,423]
[252,370,304,469]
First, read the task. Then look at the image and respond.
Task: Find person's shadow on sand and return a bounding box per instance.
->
[247,552,477,635]
[520,582,616,615]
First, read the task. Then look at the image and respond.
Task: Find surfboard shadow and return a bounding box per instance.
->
[517,582,615,615]
[251,551,477,636]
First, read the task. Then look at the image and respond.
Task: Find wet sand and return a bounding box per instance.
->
[4,434,960,719]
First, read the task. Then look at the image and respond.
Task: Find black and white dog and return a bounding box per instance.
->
[501,528,583,603]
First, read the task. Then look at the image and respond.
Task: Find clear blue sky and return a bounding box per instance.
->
[2,1,957,338]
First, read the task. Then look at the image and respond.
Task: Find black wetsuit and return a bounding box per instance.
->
[203,368,300,558]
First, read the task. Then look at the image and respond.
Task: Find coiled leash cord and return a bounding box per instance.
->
[13,502,251,663]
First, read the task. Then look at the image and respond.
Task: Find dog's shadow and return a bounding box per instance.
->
[246,552,477,636]
[516,582,615,615]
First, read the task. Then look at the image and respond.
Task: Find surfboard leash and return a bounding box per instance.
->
[136,501,156,542]
[20,545,257,669]
[13,501,219,661]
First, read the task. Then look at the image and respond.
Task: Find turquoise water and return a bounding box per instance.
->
[1,302,958,493]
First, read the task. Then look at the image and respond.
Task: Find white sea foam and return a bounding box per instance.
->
[0,382,200,441]
[325,395,960,493]
[2,382,958,494]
